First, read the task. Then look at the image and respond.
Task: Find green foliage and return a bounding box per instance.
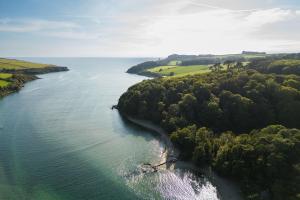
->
[214,125,300,199]
[167,60,181,65]
[126,53,268,77]
[171,125,300,199]
[0,73,36,96]
[126,61,160,74]
[118,67,300,199]
[0,80,10,88]
[0,58,50,70]
[147,65,210,77]
[0,73,12,88]
[0,73,12,79]
[249,59,300,75]
[209,63,223,72]
[119,70,300,133]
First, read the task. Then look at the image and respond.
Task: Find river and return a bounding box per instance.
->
[0,58,243,200]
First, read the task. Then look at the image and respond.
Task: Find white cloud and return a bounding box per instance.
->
[245,8,293,27]
[115,6,299,56]
[1,0,300,56]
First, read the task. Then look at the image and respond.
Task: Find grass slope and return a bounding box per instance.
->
[147,65,210,76]
[0,73,12,79]
[0,58,67,97]
[0,80,10,87]
[0,58,50,70]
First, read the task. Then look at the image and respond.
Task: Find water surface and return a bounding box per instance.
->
[0,58,242,200]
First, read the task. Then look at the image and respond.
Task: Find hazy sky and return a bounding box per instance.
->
[0,0,299,57]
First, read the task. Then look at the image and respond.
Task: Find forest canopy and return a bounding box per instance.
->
[119,70,300,133]
[118,64,300,199]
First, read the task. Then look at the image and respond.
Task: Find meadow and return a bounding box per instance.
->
[147,65,210,76]
[0,58,67,95]
[0,80,10,87]
[0,58,50,70]
[0,73,12,79]
[0,73,12,88]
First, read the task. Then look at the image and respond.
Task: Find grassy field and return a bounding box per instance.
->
[0,73,12,79]
[0,58,50,70]
[0,58,67,96]
[167,60,181,65]
[148,65,210,76]
[0,80,10,88]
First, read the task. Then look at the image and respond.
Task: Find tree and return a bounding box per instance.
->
[224,60,235,71]
[219,90,255,132]
[118,68,300,199]
[179,93,197,121]
[170,125,197,159]
[235,62,244,71]
[209,63,223,72]
[209,65,216,72]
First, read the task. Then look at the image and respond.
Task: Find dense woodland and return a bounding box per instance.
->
[118,57,300,200]
[248,58,300,75]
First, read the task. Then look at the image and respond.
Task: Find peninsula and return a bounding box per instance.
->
[126,52,300,78]
[0,58,68,97]
[118,52,300,199]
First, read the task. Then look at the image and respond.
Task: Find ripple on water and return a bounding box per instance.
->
[119,161,220,200]
[157,170,219,200]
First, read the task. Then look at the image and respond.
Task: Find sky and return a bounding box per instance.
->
[0,0,299,57]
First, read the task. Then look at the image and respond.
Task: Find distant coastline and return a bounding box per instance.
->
[126,52,300,78]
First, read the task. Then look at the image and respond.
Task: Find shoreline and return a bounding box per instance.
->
[123,115,244,199]
[0,66,69,75]
[0,74,37,98]
[0,67,69,98]
[124,115,179,169]
[119,71,245,199]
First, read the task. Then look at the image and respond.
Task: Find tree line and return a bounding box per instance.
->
[118,65,300,199]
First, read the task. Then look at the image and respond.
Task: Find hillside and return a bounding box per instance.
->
[0,58,68,74]
[118,59,300,199]
[0,58,69,97]
[248,59,300,75]
[127,52,300,78]
[126,52,269,77]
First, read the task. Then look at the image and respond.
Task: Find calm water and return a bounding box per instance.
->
[0,58,243,200]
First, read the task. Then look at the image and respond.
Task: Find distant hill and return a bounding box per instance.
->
[242,51,266,55]
[127,52,300,78]
[0,58,68,74]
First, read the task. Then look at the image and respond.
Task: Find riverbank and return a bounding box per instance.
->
[122,115,244,199]
[124,115,179,169]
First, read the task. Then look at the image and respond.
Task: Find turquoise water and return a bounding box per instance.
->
[0,58,242,200]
